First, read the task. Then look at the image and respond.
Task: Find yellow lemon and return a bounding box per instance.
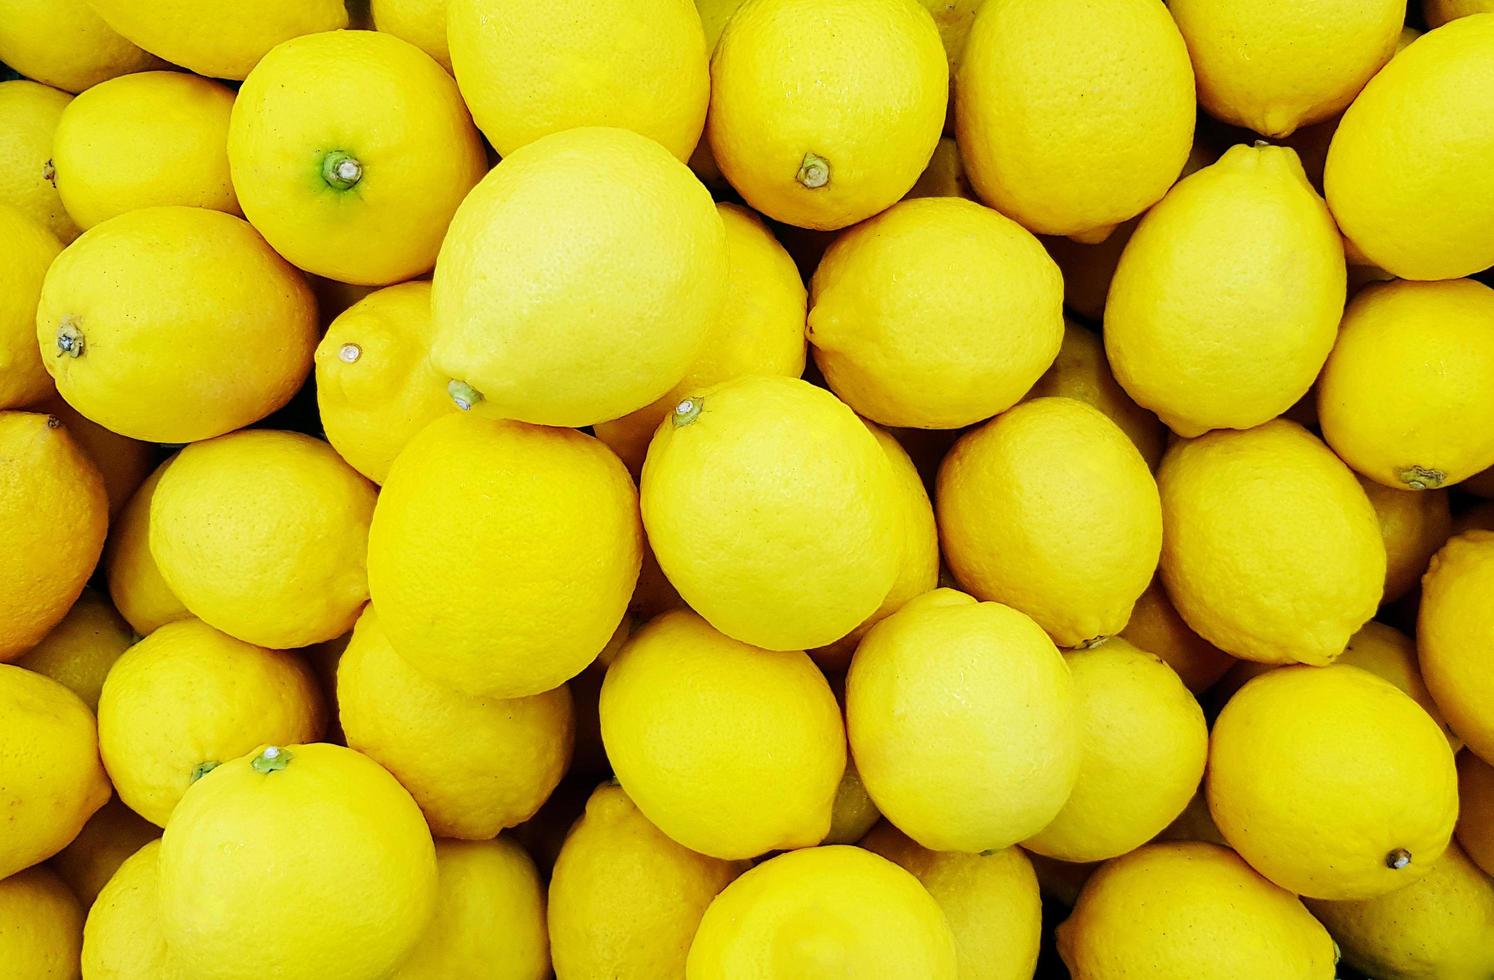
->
[1157,421,1385,665]
[864,822,1041,980]
[149,431,375,649]
[1209,664,1458,900]
[1419,530,1494,760]
[1325,14,1494,280]
[823,759,882,844]
[432,126,726,427]
[938,398,1162,646]
[956,0,1194,240]
[687,845,958,978]
[696,0,746,48]
[548,783,746,979]
[396,837,549,980]
[104,456,188,638]
[707,0,947,230]
[1057,841,1337,979]
[0,411,107,660]
[0,0,160,93]
[13,588,132,711]
[368,413,641,698]
[1458,752,1494,876]
[905,135,974,199]
[1118,578,1236,693]
[1105,144,1346,436]
[0,80,80,242]
[641,376,901,650]
[0,865,83,978]
[594,202,806,473]
[50,797,159,910]
[449,0,708,160]
[918,0,986,129]
[1024,638,1207,863]
[808,196,1063,428]
[314,281,457,484]
[1360,478,1454,602]
[37,396,149,518]
[1320,279,1494,491]
[229,30,485,286]
[1156,789,1229,848]
[1339,621,1461,750]
[338,606,573,839]
[1426,0,1494,25]
[1040,219,1136,323]
[847,589,1080,852]
[0,203,60,410]
[371,0,451,71]
[81,839,185,980]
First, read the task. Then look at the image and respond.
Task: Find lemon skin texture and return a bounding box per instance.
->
[448,0,708,160]
[1419,530,1494,762]
[1360,478,1454,602]
[1325,14,1494,281]
[1338,621,1461,750]
[822,758,882,844]
[548,783,746,980]
[37,395,150,518]
[956,0,1195,240]
[149,430,376,650]
[847,589,1080,853]
[1425,0,1494,25]
[686,846,958,979]
[917,0,986,131]
[863,822,1041,980]
[371,0,451,71]
[1118,578,1235,693]
[1320,279,1494,491]
[432,127,727,427]
[229,30,486,286]
[14,588,132,711]
[808,196,1063,429]
[1209,664,1459,900]
[0,203,62,410]
[0,0,161,93]
[1458,752,1494,875]
[641,376,902,651]
[104,457,189,638]
[1105,144,1346,436]
[0,80,79,243]
[159,743,437,980]
[707,0,948,231]
[36,206,317,443]
[81,839,186,980]
[1156,420,1385,666]
[49,797,159,909]
[602,610,845,860]
[0,865,83,978]
[1057,841,1337,979]
[938,397,1162,647]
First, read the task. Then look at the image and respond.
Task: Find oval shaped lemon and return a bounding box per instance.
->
[0,203,61,410]
[371,0,452,70]
[0,0,160,93]
[104,456,189,637]
[0,865,83,977]
[1339,621,1460,750]
[0,80,80,242]
[81,839,186,980]
[14,588,133,711]
[1359,478,1454,603]
[1119,578,1236,693]
[49,796,159,909]
[1419,530,1494,761]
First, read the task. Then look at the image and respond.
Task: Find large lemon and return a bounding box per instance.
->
[0,80,80,242]
[0,865,83,977]
[1419,530,1494,760]
[1359,477,1454,603]
[0,0,160,93]
[49,796,159,909]
[103,456,188,637]
[1118,578,1236,693]
[0,203,61,410]
[81,839,185,979]
[14,588,133,711]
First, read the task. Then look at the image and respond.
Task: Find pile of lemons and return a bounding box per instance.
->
[2,0,1493,977]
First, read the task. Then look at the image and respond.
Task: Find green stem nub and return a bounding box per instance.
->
[250,746,292,775]
[796,152,831,189]
[671,396,704,428]
[56,318,84,358]
[322,150,364,190]
[448,379,483,411]
[190,760,220,783]
[1385,848,1412,870]
[1398,466,1445,490]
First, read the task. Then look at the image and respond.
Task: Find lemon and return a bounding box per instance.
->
[433,127,727,427]
[0,865,83,978]
[13,588,131,711]
[37,396,149,518]
[338,606,573,839]
[707,0,947,230]
[548,783,746,979]
[104,457,188,638]
[905,135,974,199]
[229,30,485,286]
[1339,621,1461,750]
[371,0,451,70]
[0,0,160,93]
[37,206,317,442]
[1419,530,1494,761]
[0,203,61,410]
[642,376,901,650]
[50,797,159,909]
[1170,0,1402,138]
[1209,664,1458,899]
[696,0,745,48]
[149,430,375,649]
[1026,322,1164,469]
[1459,752,1494,875]
[396,838,549,980]
[0,411,107,660]
[1360,478,1454,604]
[369,413,641,698]
[918,0,985,129]
[823,759,882,844]
[957,0,1194,240]
[1118,578,1236,693]
[1040,220,1136,323]
[688,845,958,977]
[1057,841,1337,979]
[1157,420,1385,665]
[594,203,806,473]
[938,398,1162,646]
[1426,0,1494,25]
[314,281,457,484]
[1156,789,1228,848]
[81,839,185,980]
[863,822,1041,980]
[449,0,708,160]
[1106,144,1346,436]
[808,197,1063,429]
[0,80,80,243]
[847,589,1080,852]
[1325,14,1494,280]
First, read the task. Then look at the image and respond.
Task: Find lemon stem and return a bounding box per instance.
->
[322,151,364,191]
[56,318,85,358]
[1385,848,1412,870]
[796,153,830,189]
[190,761,219,783]
[671,396,704,427]
[1397,466,1445,490]
[448,380,483,411]
[250,746,292,775]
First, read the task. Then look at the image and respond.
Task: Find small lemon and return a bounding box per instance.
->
[49,797,159,910]
[0,80,80,242]
[917,0,986,129]
[1360,477,1454,603]
[1118,578,1236,693]
[0,865,83,978]
[822,759,882,844]
[1156,789,1229,848]
[905,136,974,199]
[37,396,150,518]
[0,204,60,410]
[104,456,188,638]
[1040,219,1136,323]
[1339,621,1461,750]
[81,839,185,980]
[14,588,132,710]
[371,0,451,70]
[1419,530,1494,760]
[0,0,160,93]
[1458,752,1494,876]
[1425,0,1494,25]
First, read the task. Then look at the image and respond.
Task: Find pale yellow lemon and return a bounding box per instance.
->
[1360,477,1454,602]
[0,865,83,978]
[49,797,158,909]
[1339,621,1461,750]
[0,204,60,410]
[1419,530,1494,760]
[36,396,149,518]
[0,80,80,242]
[80,839,185,980]
[371,0,451,71]
[1118,578,1236,693]
[1425,0,1494,25]
[14,588,132,711]
[1458,752,1494,875]
[0,0,160,93]
[104,456,188,638]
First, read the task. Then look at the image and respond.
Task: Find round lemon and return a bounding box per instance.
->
[104,456,188,637]
[13,588,132,710]
[1426,0,1494,25]
[81,839,185,980]
[808,196,1063,428]
[432,126,726,427]
[50,797,159,910]
[0,0,160,93]
[0,865,83,977]
[0,203,61,410]
[0,80,80,242]
[1360,477,1454,603]
[707,0,947,230]
[1157,420,1385,665]
[1106,144,1346,436]
[371,0,451,70]
[938,397,1162,647]
[1339,621,1461,750]
[641,375,901,650]
[1118,578,1236,693]
[548,783,746,979]
[1458,752,1494,876]
[37,395,149,518]
[847,589,1080,852]
[1419,530,1494,760]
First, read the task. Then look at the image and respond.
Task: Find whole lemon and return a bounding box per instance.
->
[1057,841,1337,979]
[847,589,1080,853]
[37,395,149,518]
[0,80,80,242]
[103,456,188,638]
[0,203,61,410]
[1325,13,1494,280]
[1458,752,1494,875]
[0,865,83,977]
[81,839,185,980]
[938,397,1162,647]
[432,127,727,427]
[14,588,132,711]
[0,0,160,93]
[548,783,746,979]
[641,376,901,651]
[49,797,159,909]
[1419,530,1494,760]
[370,0,451,70]
[158,743,437,980]
[956,0,1194,240]
[808,196,1063,429]
[1338,621,1460,750]
[707,0,947,230]
[1359,478,1454,603]
[1156,420,1385,665]
[1105,144,1346,436]
[1425,0,1494,25]
[688,845,957,978]
[149,430,376,650]
[1118,578,1236,693]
